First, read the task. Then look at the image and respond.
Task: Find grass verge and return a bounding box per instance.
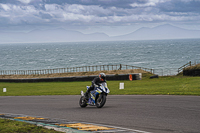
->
[0,74,200,96]
[0,118,61,133]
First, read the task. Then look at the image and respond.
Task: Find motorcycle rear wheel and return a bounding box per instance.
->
[79,96,87,108]
[96,94,106,108]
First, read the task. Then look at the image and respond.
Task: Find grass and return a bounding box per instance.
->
[0,118,61,133]
[184,63,200,70]
[0,74,200,96]
[111,76,200,95]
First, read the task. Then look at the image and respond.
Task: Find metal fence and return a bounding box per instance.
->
[0,64,153,76]
[1,60,199,76]
[153,68,179,76]
[194,59,200,65]
[177,59,200,74]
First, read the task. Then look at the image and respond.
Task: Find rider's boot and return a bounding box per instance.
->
[84,91,89,101]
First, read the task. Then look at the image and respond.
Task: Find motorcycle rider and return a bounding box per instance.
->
[85,73,106,100]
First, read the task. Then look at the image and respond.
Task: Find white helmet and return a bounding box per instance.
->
[99,73,106,81]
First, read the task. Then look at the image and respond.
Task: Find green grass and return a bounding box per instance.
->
[110,76,200,95]
[0,75,200,96]
[0,118,61,133]
[184,63,200,70]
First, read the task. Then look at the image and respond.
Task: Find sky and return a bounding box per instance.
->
[0,0,200,36]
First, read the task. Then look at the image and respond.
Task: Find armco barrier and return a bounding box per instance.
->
[183,69,200,76]
[0,74,141,83]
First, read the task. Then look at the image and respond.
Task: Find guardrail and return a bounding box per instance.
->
[0,74,141,83]
[178,61,192,73]
[194,59,200,65]
[1,60,199,76]
[0,64,154,76]
[178,59,200,74]
[153,68,179,76]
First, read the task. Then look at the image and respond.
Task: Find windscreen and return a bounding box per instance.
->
[101,82,107,88]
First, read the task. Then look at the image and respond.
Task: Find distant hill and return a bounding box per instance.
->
[0,28,110,43]
[112,24,200,40]
[0,24,200,43]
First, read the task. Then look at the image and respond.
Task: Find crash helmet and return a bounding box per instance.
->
[99,73,106,81]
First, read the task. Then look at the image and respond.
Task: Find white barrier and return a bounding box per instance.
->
[119,83,124,89]
[3,88,6,92]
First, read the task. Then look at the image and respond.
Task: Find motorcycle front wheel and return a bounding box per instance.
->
[79,96,87,108]
[95,94,106,108]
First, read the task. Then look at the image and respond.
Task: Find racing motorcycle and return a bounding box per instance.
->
[79,82,110,108]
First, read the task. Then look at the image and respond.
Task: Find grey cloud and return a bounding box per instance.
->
[39,12,52,19]
[0,0,20,4]
[40,0,136,8]
[0,0,147,8]
[0,0,200,28]
[157,0,200,13]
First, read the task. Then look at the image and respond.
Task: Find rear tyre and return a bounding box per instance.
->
[96,94,106,108]
[79,96,87,108]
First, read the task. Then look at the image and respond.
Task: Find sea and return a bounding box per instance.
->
[0,38,200,75]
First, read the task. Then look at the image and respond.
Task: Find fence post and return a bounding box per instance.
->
[119,64,122,70]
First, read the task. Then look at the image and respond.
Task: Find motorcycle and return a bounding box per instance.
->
[79,82,110,108]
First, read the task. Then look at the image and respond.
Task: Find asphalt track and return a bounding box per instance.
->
[0,95,200,133]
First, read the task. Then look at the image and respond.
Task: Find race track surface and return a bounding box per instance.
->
[0,95,200,133]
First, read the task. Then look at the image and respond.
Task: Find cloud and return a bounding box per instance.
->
[130,0,171,8]
[18,0,32,4]
[0,0,200,29]
[158,0,200,13]
[0,3,10,11]
[17,0,43,4]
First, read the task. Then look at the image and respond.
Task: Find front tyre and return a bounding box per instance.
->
[96,94,106,108]
[79,96,87,108]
